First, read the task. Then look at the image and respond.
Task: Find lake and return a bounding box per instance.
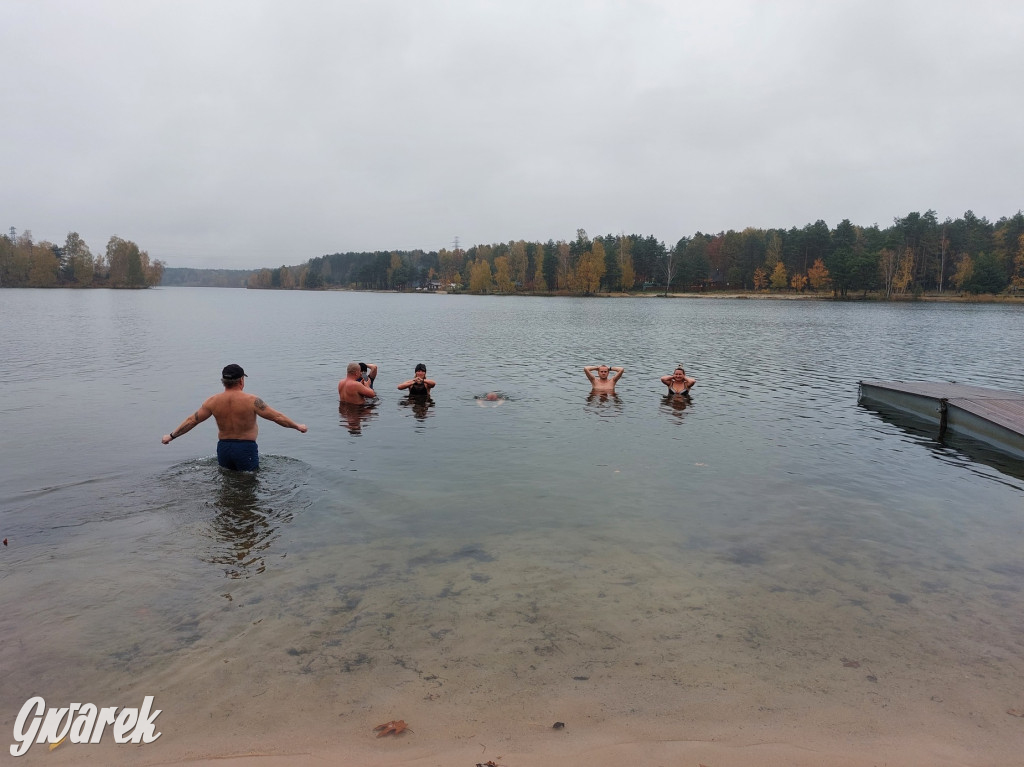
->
[1,287,1023,765]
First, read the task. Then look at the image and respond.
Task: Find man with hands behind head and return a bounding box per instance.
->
[584,364,624,393]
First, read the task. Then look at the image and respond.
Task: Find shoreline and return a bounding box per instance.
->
[330,286,1024,304]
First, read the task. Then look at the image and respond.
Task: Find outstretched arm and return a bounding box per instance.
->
[162,404,213,444]
[254,398,307,433]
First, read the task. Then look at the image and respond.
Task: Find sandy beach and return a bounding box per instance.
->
[21,525,1024,767]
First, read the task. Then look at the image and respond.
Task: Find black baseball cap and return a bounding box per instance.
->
[222,364,247,381]
[414,363,427,373]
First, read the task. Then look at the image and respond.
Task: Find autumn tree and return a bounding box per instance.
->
[28,241,60,287]
[807,258,830,292]
[508,240,527,288]
[752,266,768,291]
[533,245,547,291]
[570,241,605,294]
[493,256,514,293]
[892,247,914,296]
[469,258,493,293]
[790,272,808,292]
[951,254,973,293]
[63,232,94,286]
[770,261,788,290]
[556,241,571,290]
[386,252,408,289]
[878,247,898,298]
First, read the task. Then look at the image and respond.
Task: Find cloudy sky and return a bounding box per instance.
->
[2,1,1022,269]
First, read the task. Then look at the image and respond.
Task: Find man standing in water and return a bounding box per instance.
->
[584,364,624,393]
[161,364,307,471]
[339,362,378,404]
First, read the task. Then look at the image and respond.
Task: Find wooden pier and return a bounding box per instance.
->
[859,380,1024,460]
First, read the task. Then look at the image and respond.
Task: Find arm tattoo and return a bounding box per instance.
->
[254,398,267,411]
[192,412,200,423]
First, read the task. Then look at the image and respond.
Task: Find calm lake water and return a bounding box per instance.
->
[2,287,1023,762]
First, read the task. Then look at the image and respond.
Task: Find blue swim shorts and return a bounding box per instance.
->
[217,439,259,471]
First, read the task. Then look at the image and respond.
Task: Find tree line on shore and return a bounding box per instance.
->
[250,210,1024,298]
[7,209,1024,297]
[0,228,164,288]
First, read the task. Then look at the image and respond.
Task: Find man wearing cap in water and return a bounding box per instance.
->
[161,364,307,471]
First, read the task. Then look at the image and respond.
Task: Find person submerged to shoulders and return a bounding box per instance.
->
[476,391,506,407]
[661,365,696,395]
[161,364,307,471]
[584,363,624,393]
[339,361,378,404]
[397,363,436,396]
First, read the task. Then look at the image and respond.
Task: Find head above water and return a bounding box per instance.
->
[347,362,361,377]
[222,363,247,387]
[415,363,427,374]
[359,362,368,373]
[597,365,610,378]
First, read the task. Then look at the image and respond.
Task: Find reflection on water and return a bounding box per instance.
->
[860,402,1024,484]
[585,391,623,416]
[203,471,291,579]
[158,456,310,580]
[399,394,435,421]
[338,400,379,435]
[659,392,692,421]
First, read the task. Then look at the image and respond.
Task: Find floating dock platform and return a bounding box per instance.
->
[859,380,1024,460]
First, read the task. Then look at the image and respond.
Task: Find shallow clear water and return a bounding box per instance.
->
[2,288,1023,760]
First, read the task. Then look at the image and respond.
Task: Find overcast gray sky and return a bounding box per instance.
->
[2,1,1022,269]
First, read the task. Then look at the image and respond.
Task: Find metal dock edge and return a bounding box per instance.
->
[858,380,1024,461]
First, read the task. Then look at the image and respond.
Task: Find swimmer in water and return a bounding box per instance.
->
[584,364,624,393]
[660,365,696,395]
[339,362,378,404]
[397,363,436,396]
[476,391,506,407]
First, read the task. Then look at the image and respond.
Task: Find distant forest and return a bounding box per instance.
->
[6,210,1024,297]
[161,267,253,288]
[0,228,164,288]
[250,210,1024,298]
